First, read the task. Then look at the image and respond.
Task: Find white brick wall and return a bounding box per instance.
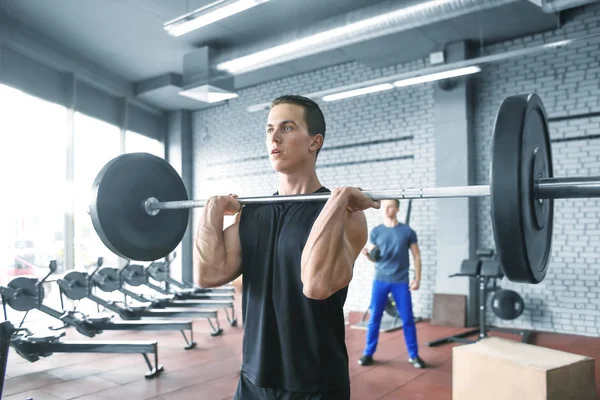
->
[192,59,437,318]
[475,3,600,336]
[190,3,600,333]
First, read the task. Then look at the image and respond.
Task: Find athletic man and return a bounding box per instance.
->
[358,199,426,368]
[194,95,380,399]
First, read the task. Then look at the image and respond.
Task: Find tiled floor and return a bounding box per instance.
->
[3,310,600,400]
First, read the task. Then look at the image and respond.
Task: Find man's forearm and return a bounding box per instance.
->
[414,257,422,281]
[301,191,353,299]
[194,199,228,287]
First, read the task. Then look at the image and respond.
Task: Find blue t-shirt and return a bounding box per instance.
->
[369,223,417,283]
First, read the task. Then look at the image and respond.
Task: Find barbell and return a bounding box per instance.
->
[88,93,600,285]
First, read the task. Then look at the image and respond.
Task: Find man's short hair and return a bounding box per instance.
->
[384,199,400,208]
[271,95,326,155]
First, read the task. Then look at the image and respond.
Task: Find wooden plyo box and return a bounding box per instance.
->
[453,336,595,400]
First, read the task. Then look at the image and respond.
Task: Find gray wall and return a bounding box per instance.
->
[475,4,600,336]
[188,3,600,335]
[191,59,437,318]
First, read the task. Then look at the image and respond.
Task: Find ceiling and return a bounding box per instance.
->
[0,0,573,112]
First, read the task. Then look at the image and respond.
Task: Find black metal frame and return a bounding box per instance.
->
[0,273,197,350]
[0,268,165,380]
[56,260,224,336]
[9,328,163,379]
[120,262,238,327]
[426,251,531,347]
[123,263,234,300]
[0,321,15,397]
[147,253,235,295]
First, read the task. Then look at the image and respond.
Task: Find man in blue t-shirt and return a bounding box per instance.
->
[358,199,426,369]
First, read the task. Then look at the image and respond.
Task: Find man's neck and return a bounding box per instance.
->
[277,166,322,196]
[383,218,399,228]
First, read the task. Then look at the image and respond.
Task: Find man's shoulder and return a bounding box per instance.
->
[400,223,416,234]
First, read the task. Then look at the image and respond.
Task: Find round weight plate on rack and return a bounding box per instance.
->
[146,262,168,282]
[60,271,89,300]
[6,277,42,312]
[490,93,554,284]
[93,267,121,293]
[122,264,147,286]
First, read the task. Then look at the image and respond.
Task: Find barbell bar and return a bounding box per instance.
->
[143,185,491,215]
[88,93,594,285]
[143,177,600,215]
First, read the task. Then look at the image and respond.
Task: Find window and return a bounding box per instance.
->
[73,112,122,268]
[125,130,184,279]
[126,131,164,158]
[0,84,68,286]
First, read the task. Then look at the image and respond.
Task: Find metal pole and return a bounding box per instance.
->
[145,185,491,214]
[536,176,600,199]
[142,175,600,216]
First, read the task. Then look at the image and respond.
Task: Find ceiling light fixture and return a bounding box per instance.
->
[322,66,481,102]
[164,0,270,37]
[393,65,481,87]
[178,84,239,103]
[216,0,513,75]
[322,84,395,102]
[245,32,593,111]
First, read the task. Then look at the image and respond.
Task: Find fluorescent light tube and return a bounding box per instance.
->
[393,65,481,87]
[165,0,270,37]
[216,0,481,74]
[321,66,480,102]
[322,83,395,102]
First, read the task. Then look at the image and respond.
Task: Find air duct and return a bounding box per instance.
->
[179,47,237,104]
[527,0,599,12]
[216,0,519,75]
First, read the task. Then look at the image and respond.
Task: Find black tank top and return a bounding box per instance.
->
[238,186,350,392]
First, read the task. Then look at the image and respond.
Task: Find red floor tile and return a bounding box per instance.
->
[3,308,600,400]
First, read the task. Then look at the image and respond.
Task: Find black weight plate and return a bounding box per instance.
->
[61,272,89,300]
[385,294,397,318]
[6,277,42,312]
[146,262,168,282]
[93,268,120,292]
[122,264,147,286]
[89,152,189,261]
[490,93,554,284]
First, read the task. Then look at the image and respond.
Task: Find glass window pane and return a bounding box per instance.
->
[0,84,68,287]
[74,112,121,268]
[126,131,164,158]
[125,130,181,276]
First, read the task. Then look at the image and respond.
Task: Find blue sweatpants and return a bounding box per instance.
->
[363,280,419,359]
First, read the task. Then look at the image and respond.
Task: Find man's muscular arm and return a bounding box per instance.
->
[194,196,243,288]
[301,187,379,300]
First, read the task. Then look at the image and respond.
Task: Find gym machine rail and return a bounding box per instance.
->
[56,258,224,336]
